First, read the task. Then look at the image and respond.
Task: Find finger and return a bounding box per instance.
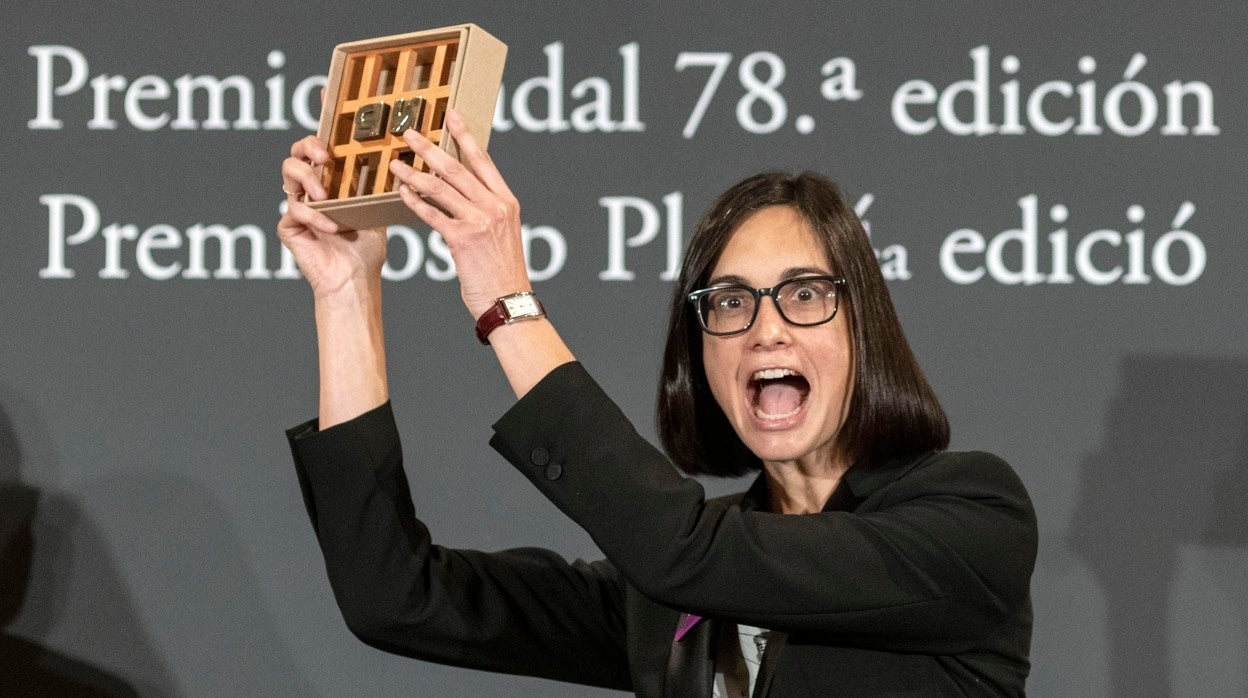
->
[397,182,457,233]
[388,159,477,220]
[283,199,342,236]
[401,128,489,203]
[285,136,331,199]
[443,108,513,198]
[281,154,328,201]
[291,135,330,164]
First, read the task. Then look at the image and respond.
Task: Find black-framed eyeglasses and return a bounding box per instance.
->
[688,275,847,336]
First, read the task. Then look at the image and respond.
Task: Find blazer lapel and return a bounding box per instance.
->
[752,630,788,698]
[752,471,864,696]
[665,614,716,697]
[659,472,870,697]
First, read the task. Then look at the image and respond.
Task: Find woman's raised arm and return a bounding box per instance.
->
[387,109,574,399]
[277,135,389,428]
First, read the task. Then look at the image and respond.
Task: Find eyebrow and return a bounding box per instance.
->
[706,266,830,287]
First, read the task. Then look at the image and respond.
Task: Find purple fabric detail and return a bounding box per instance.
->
[673,612,704,642]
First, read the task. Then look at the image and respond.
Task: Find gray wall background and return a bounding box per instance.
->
[3,1,1246,695]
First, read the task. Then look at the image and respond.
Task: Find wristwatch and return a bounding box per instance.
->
[475,291,546,345]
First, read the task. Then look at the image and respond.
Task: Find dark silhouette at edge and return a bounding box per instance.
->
[1,398,140,696]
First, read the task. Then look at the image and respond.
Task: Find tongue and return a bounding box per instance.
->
[757,381,803,415]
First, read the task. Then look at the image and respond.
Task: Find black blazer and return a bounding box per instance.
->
[288,362,1036,696]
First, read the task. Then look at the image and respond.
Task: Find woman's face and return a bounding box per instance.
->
[701,205,853,471]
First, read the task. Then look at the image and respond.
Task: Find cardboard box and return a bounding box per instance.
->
[309,24,506,230]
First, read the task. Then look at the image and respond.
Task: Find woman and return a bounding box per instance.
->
[278,110,1037,696]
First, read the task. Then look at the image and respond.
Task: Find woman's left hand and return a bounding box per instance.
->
[389,109,530,319]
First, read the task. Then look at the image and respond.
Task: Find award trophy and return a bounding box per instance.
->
[308,24,507,230]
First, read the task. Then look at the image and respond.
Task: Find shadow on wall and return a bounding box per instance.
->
[1,388,320,696]
[0,395,165,695]
[1070,355,1248,697]
[82,466,321,696]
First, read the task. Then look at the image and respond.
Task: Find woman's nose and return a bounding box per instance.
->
[749,296,791,347]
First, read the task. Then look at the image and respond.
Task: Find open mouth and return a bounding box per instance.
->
[748,368,810,419]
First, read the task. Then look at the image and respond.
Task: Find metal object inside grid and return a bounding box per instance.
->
[353,102,390,141]
[389,97,426,135]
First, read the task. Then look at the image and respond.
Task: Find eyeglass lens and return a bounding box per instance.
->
[698,277,840,334]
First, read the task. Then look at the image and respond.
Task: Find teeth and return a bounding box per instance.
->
[752,368,796,380]
[754,404,802,419]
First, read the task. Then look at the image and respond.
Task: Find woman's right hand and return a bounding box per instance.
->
[278,136,390,427]
[277,136,387,299]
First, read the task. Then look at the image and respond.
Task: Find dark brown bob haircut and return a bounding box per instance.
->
[657,171,949,477]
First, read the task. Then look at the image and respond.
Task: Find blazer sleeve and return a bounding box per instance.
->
[489,362,1037,655]
[288,401,631,691]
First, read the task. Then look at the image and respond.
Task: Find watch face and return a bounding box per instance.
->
[503,294,541,318]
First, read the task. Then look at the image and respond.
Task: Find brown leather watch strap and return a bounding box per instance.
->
[474,292,546,345]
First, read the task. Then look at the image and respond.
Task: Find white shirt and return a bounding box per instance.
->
[712,623,770,698]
